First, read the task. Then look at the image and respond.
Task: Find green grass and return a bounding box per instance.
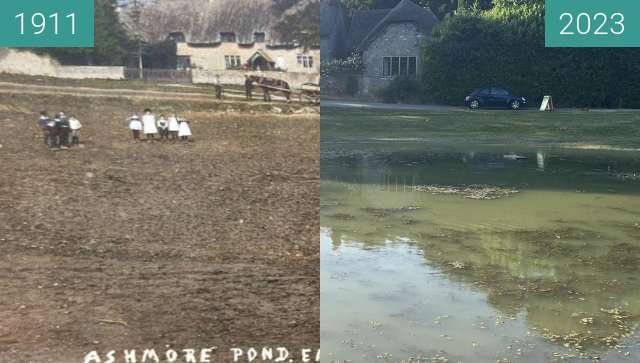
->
[321,107,640,148]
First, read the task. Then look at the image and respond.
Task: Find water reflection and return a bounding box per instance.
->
[321,145,640,194]
[537,151,545,171]
[321,146,640,362]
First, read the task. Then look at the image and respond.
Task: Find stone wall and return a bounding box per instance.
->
[361,23,422,93]
[57,66,125,80]
[0,49,59,77]
[0,49,317,87]
[0,49,125,80]
[193,69,319,89]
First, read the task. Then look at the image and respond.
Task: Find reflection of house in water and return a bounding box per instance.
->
[537,151,546,171]
[168,31,320,74]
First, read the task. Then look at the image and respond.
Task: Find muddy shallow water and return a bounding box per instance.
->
[320,144,640,362]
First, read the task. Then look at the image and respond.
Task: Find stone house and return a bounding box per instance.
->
[169,31,320,75]
[321,0,439,94]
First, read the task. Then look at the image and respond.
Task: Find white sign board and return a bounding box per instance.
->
[540,96,554,111]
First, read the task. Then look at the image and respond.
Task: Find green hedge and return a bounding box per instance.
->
[421,0,640,108]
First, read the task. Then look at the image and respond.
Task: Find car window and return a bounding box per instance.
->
[479,89,490,95]
[491,88,509,96]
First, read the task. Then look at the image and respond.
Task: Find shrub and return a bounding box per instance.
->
[320,52,364,79]
[345,75,359,96]
[377,77,424,103]
[421,1,640,108]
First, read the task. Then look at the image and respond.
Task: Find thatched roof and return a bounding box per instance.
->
[346,9,388,51]
[350,0,438,51]
[349,0,439,52]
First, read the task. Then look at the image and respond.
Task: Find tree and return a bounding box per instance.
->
[128,0,144,78]
[420,0,640,107]
[40,0,129,65]
[343,0,492,20]
[143,40,177,69]
[272,0,320,48]
[342,0,372,13]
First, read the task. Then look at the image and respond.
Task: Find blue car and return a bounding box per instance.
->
[465,87,527,110]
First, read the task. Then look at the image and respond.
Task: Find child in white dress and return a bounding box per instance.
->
[68,116,83,145]
[178,118,192,142]
[168,113,179,140]
[142,108,158,140]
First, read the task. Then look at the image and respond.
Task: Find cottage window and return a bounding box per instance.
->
[224,55,241,69]
[391,57,399,75]
[176,56,191,70]
[168,32,186,43]
[399,57,408,75]
[408,57,417,76]
[382,56,418,77]
[297,55,314,68]
[383,58,390,77]
[220,32,236,42]
[254,32,266,43]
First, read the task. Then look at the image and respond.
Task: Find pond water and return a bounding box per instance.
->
[320,143,640,362]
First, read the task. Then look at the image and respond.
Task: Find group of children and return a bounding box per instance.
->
[129,109,192,142]
[38,111,82,149]
[36,109,192,148]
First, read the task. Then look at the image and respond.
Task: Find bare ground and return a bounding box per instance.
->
[0,87,319,362]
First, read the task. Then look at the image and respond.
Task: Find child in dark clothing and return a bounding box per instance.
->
[157,115,169,140]
[38,111,50,145]
[57,112,71,149]
[48,115,60,149]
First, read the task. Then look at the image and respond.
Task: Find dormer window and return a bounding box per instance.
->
[254,32,266,43]
[220,32,236,42]
[168,32,186,43]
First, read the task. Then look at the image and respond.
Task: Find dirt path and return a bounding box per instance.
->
[0,88,319,362]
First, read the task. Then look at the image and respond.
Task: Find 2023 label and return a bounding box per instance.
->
[559,13,624,36]
[546,0,640,47]
[0,0,93,47]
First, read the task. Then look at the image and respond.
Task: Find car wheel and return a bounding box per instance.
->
[510,100,521,110]
[469,100,480,110]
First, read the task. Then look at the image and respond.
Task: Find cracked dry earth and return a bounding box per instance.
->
[0,92,319,362]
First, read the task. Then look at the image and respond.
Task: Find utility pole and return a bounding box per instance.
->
[131,0,144,80]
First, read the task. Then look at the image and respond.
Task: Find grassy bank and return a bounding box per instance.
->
[321,107,640,149]
[0,73,283,99]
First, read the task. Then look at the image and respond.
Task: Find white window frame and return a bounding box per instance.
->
[382,56,418,77]
[224,55,241,69]
[297,55,314,69]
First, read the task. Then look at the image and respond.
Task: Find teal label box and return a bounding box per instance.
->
[546,0,640,47]
[0,0,94,48]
